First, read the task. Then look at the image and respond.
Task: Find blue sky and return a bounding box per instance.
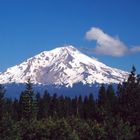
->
[0,0,140,72]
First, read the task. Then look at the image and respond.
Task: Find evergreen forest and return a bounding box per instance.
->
[0,66,140,140]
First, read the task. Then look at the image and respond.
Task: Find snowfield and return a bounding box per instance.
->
[0,45,128,86]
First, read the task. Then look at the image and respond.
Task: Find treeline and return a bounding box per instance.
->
[0,66,140,139]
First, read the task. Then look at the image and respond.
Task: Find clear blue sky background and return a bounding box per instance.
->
[0,0,140,72]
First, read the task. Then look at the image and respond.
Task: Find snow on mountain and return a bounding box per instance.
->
[0,45,128,87]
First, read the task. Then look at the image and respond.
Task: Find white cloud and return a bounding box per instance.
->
[129,46,140,53]
[85,27,140,57]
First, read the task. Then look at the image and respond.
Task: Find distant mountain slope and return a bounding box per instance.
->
[0,45,128,87]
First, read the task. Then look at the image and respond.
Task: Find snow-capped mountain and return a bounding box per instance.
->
[0,45,128,87]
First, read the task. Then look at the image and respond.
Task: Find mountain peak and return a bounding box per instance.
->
[48,45,79,55]
[62,45,78,51]
[0,45,128,86]
[60,45,77,49]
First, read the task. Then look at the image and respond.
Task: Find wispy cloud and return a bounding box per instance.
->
[85,27,140,57]
[129,46,140,53]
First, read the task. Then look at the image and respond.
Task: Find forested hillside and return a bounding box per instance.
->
[0,66,140,140]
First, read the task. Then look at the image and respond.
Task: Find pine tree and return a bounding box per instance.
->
[0,84,6,121]
[12,99,20,121]
[106,84,116,111]
[39,90,51,119]
[118,66,140,125]
[88,93,96,119]
[83,96,88,119]
[97,84,110,122]
[83,94,95,119]
[98,84,108,108]
[48,93,58,117]
[71,96,78,117]
[19,78,37,121]
[77,95,83,118]
[36,92,42,120]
